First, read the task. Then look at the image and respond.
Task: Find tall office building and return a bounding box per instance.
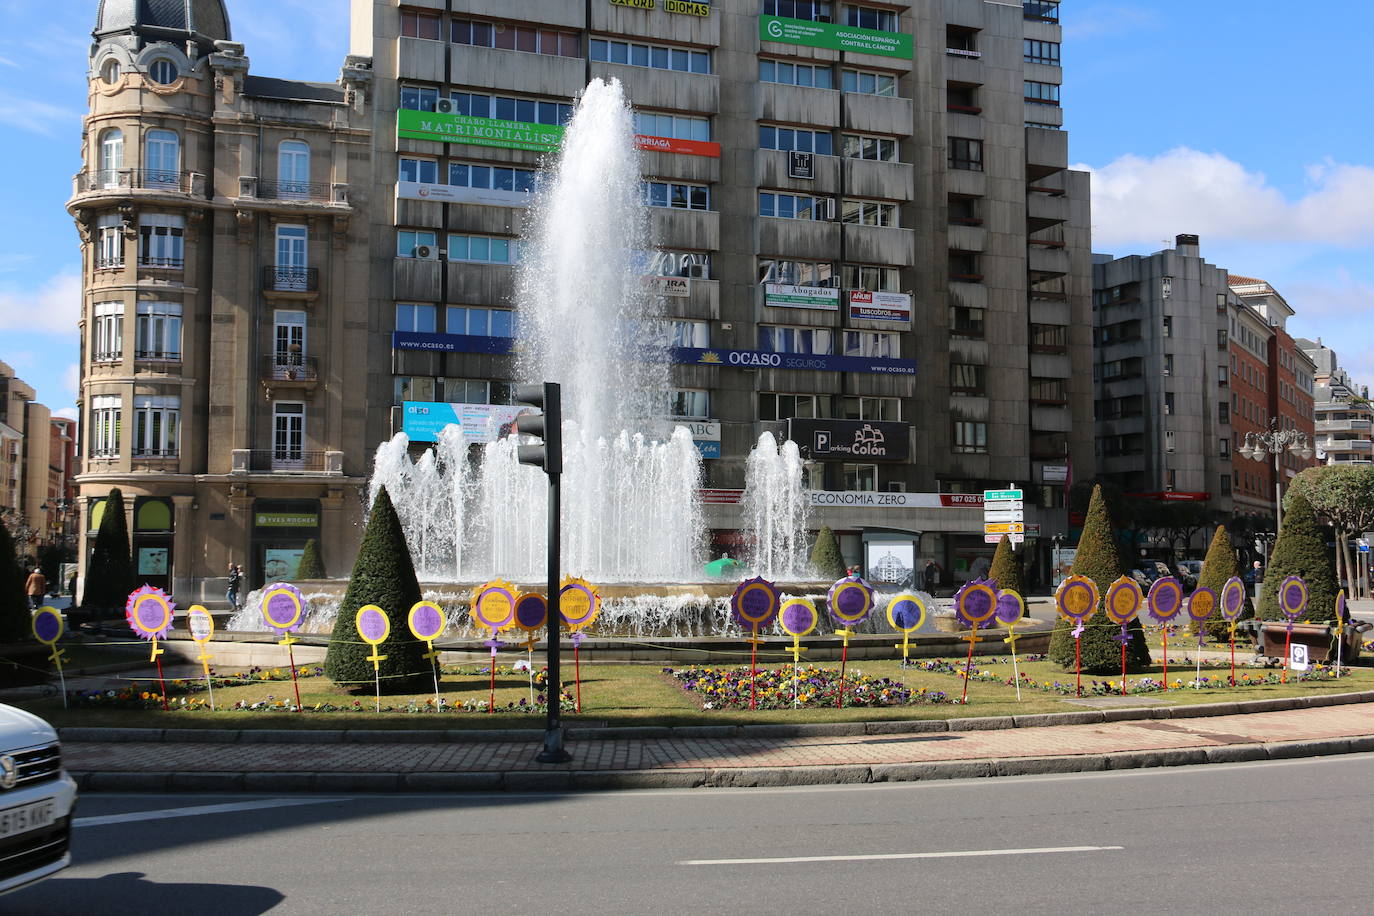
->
[1298,338,1373,466]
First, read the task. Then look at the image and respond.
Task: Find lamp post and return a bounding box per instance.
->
[1237,421,1312,531]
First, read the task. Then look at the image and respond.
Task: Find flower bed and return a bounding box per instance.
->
[664,665,949,710]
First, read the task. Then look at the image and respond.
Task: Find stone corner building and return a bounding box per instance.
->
[69,0,376,602]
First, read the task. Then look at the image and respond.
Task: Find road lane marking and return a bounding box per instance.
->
[681,845,1123,866]
[75,797,348,828]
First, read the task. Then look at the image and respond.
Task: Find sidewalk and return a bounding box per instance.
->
[61,692,1374,793]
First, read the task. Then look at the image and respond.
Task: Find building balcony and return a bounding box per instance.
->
[231,449,344,475]
[1318,418,1372,432]
[261,356,320,397]
[239,178,350,207]
[261,266,320,301]
[72,169,208,200]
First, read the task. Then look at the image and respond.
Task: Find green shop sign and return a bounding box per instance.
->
[255,512,319,529]
[759,15,913,59]
[397,109,564,153]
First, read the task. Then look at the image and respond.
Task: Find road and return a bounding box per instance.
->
[9,755,1373,914]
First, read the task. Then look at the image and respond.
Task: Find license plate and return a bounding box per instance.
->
[0,800,55,839]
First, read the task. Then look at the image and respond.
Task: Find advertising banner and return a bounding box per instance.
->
[672,347,915,376]
[643,276,690,297]
[397,109,564,152]
[849,290,912,322]
[634,135,721,157]
[402,401,532,445]
[765,283,840,311]
[392,331,515,355]
[760,16,913,59]
[787,418,910,462]
[396,181,530,208]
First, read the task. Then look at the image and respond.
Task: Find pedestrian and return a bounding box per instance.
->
[25,567,47,609]
[226,563,242,610]
[923,560,938,593]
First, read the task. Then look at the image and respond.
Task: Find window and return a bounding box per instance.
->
[96,213,124,269]
[759,125,833,156]
[399,157,438,184]
[447,306,514,337]
[1164,392,1175,414]
[90,395,121,458]
[953,420,988,454]
[758,325,835,355]
[452,19,580,57]
[133,395,179,458]
[841,69,896,96]
[135,302,181,360]
[98,128,123,187]
[759,191,829,220]
[1023,39,1060,65]
[644,181,710,211]
[396,303,437,334]
[668,389,710,419]
[636,112,711,142]
[950,305,985,338]
[147,58,178,85]
[840,396,900,421]
[273,310,306,366]
[443,379,495,405]
[1218,365,1229,387]
[272,402,306,463]
[1219,402,1230,424]
[449,162,538,193]
[1031,324,1067,351]
[396,229,437,258]
[92,302,123,362]
[447,91,573,126]
[138,214,184,268]
[843,464,878,491]
[842,264,900,291]
[1218,329,1229,349]
[1030,377,1067,402]
[395,376,437,404]
[843,331,897,358]
[1024,1,1059,22]
[1220,438,1231,459]
[759,59,834,89]
[845,6,897,31]
[277,140,311,198]
[1024,81,1061,105]
[640,250,711,279]
[665,319,709,348]
[950,363,985,395]
[760,258,834,287]
[447,234,516,264]
[276,224,309,289]
[763,2,833,23]
[401,10,442,40]
[949,250,979,278]
[759,393,830,421]
[399,85,439,112]
[1220,473,1232,495]
[589,38,710,74]
[1164,354,1174,375]
[841,134,897,161]
[144,129,179,188]
[948,137,983,171]
[841,199,896,227]
[1162,316,1173,338]
[101,59,122,84]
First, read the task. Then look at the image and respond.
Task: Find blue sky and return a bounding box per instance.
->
[0,0,1370,418]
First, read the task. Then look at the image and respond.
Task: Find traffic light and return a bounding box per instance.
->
[514,382,562,475]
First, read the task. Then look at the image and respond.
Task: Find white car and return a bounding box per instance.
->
[0,704,77,895]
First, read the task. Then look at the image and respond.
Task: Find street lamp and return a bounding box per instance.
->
[1237,421,1313,530]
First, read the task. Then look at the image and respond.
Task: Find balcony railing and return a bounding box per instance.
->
[255,179,332,201]
[262,265,319,292]
[137,256,184,270]
[245,450,329,472]
[264,355,319,381]
[135,350,182,363]
[132,448,179,459]
[75,169,205,196]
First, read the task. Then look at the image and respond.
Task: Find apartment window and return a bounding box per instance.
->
[845,5,897,31]
[138,214,184,268]
[1031,324,1068,351]
[144,129,180,187]
[841,134,897,161]
[640,250,711,279]
[668,389,710,419]
[273,310,306,368]
[277,140,311,198]
[399,157,438,184]
[442,379,495,405]
[399,85,439,112]
[450,91,573,126]
[953,420,988,454]
[950,363,985,395]
[447,306,514,337]
[1218,329,1229,349]
[96,214,124,269]
[451,19,580,57]
[841,199,896,227]
[840,396,900,421]
[758,191,828,220]
[396,229,437,258]
[98,128,123,187]
[447,234,516,264]
[948,195,980,225]
[275,224,308,291]
[396,376,437,404]
[843,331,897,358]
[1023,1,1060,22]
[760,59,834,89]
[948,137,983,171]
[1023,39,1061,65]
[1162,316,1173,338]
[132,395,179,458]
[1164,392,1175,414]
[135,302,182,360]
[759,393,830,421]
[401,10,441,40]
[1219,402,1230,424]
[273,402,306,462]
[759,125,834,156]
[449,162,538,193]
[636,113,711,142]
[90,395,121,458]
[1024,81,1060,105]
[840,69,896,96]
[1220,438,1231,459]
[1164,354,1174,375]
[1220,473,1232,495]
[760,259,835,287]
[147,58,178,85]
[1030,377,1067,403]
[644,181,710,211]
[589,38,710,74]
[1218,365,1229,387]
[396,303,437,334]
[843,464,878,491]
[764,2,833,23]
[101,59,121,84]
[759,326,835,355]
[950,306,985,338]
[665,319,710,349]
[947,85,979,113]
[949,250,980,279]
[1165,430,1177,454]
[91,301,123,362]
[840,265,898,294]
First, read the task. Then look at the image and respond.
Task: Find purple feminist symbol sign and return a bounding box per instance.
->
[516,594,547,630]
[995,591,1023,626]
[33,611,61,643]
[890,599,923,630]
[781,601,818,636]
[359,609,388,642]
[136,599,168,633]
[412,605,442,638]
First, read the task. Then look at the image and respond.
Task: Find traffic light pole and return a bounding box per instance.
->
[537,467,569,762]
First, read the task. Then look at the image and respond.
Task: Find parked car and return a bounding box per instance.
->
[0,704,77,895]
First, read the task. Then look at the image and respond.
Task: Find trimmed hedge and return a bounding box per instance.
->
[1258,489,1337,623]
[987,534,1025,598]
[810,525,845,580]
[83,487,135,614]
[297,538,325,580]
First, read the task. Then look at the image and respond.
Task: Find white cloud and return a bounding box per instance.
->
[62,364,79,399]
[1284,270,1374,321]
[0,272,81,334]
[53,406,78,422]
[1079,148,1374,249]
[0,90,81,136]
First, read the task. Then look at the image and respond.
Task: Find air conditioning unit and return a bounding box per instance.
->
[436,98,455,114]
[413,245,436,260]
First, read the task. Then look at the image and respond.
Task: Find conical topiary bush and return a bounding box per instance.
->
[323,487,428,692]
[987,534,1025,599]
[83,487,134,617]
[1049,484,1151,672]
[1258,489,1337,624]
[1197,525,1245,641]
[296,538,325,579]
[810,525,845,580]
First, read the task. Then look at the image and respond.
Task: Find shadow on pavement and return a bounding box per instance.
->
[5,871,284,915]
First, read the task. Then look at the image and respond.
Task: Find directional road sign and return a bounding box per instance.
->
[985,534,1025,545]
[984,522,1025,535]
[983,489,1023,502]
[984,509,1025,523]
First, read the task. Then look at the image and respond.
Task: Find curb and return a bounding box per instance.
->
[58,689,1374,745]
[70,734,1374,794]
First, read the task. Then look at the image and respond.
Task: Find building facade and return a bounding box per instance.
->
[0,362,76,566]
[1299,338,1373,466]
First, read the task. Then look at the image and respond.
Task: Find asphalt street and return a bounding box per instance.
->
[7,753,1373,914]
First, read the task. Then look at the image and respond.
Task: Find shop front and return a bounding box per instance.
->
[250,499,321,588]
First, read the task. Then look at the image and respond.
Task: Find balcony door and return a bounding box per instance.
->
[145,129,179,187]
[275,224,308,290]
[273,310,306,376]
[272,402,305,467]
[278,140,310,199]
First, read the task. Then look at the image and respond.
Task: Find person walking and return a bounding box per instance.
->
[226,563,242,610]
[923,560,939,594]
[25,567,47,609]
